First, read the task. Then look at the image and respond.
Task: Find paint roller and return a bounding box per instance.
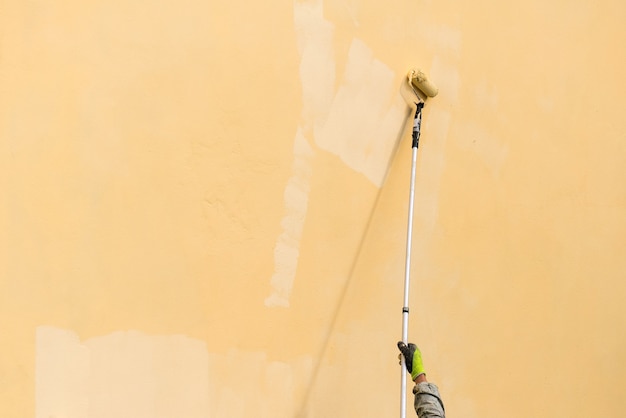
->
[407,68,439,99]
[399,68,437,418]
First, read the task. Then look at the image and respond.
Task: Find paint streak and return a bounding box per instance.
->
[294,0,336,132]
[265,0,334,307]
[314,38,406,187]
[267,0,406,306]
[265,130,314,307]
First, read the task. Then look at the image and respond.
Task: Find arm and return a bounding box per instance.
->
[397,342,446,418]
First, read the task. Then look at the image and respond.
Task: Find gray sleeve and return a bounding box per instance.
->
[413,382,445,418]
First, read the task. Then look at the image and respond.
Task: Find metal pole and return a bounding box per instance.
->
[401,102,423,418]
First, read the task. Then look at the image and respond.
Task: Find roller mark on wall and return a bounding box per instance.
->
[36,327,313,418]
[295,0,405,187]
[294,0,336,132]
[265,0,333,308]
[315,38,407,187]
[267,1,405,306]
[266,130,315,307]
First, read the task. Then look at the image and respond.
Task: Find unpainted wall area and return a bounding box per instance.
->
[1,0,625,417]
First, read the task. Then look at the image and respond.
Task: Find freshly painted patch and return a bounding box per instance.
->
[314,38,407,187]
[267,0,407,307]
[265,130,315,307]
[265,0,333,308]
[294,0,336,131]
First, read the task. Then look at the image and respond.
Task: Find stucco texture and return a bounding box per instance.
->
[1,0,625,417]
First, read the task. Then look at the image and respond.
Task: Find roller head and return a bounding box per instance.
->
[408,69,438,98]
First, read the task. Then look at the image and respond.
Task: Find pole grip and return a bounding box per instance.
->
[412,102,424,149]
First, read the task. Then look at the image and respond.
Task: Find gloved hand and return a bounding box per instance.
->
[397,341,425,381]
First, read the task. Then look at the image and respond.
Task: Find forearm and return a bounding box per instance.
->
[413,379,445,418]
[414,374,427,384]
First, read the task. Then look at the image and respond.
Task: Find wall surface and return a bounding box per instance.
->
[1,0,625,417]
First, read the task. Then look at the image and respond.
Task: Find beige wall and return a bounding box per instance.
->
[1,0,625,417]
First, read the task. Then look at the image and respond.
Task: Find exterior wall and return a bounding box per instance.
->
[1,0,625,417]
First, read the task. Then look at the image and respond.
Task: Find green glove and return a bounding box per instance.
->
[397,341,425,381]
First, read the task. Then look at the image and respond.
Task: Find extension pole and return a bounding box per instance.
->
[400,102,424,418]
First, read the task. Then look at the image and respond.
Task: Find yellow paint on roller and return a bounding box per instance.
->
[408,69,439,98]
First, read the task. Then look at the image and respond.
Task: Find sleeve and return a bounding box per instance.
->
[413,382,445,418]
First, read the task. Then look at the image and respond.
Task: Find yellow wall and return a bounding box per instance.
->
[1,0,625,417]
